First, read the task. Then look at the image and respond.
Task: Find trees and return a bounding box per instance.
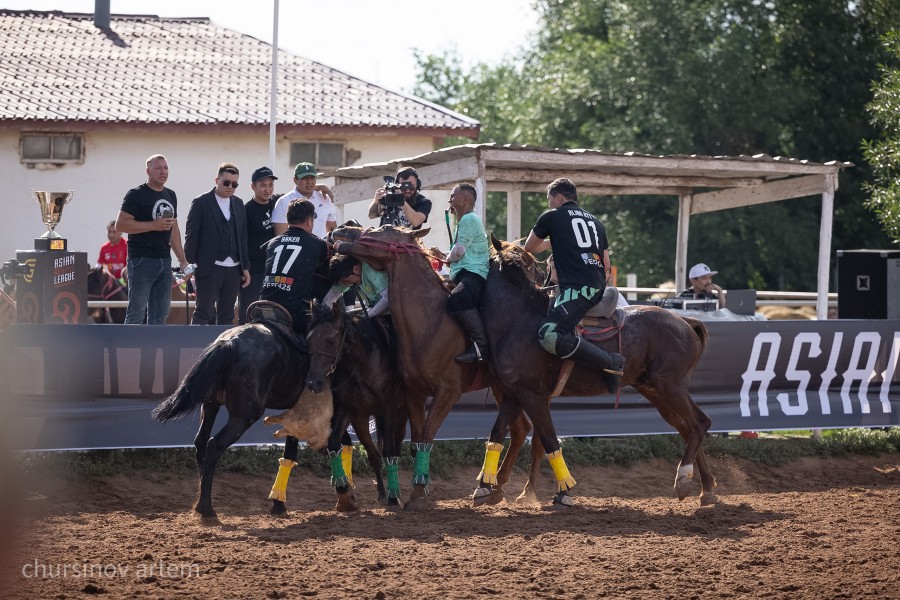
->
[863,30,900,243]
[413,0,900,290]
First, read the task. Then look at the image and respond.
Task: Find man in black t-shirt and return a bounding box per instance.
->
[260,199,330,333]
[115,154,189,324]
[239,166,281,324]
[367,167,432,230]
[524,178,625,392]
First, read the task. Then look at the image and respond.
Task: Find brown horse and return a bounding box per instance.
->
[340,226,716,507]
[482,237,717,506]
[334,226,531,510]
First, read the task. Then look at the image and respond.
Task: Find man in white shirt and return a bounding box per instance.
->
[272,162,337,239]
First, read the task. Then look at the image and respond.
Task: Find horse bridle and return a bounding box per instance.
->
[307,316,350,380]
[350,231,449,264]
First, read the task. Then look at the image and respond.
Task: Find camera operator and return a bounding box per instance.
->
[368,167,432,230]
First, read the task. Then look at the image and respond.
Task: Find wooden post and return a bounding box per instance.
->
[816,174,837,320]
[506,188,522,242]
[675,194,692,290]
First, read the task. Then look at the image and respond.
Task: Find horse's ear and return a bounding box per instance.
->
[490,232,504,252]
[413,227,430,239]
[331,299,343,319]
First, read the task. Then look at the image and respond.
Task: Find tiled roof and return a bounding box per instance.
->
[0,10,480,134]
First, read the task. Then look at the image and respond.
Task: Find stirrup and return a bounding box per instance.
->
[603,352,625,377]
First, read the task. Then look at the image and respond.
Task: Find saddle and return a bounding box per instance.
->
[246,300,306,354]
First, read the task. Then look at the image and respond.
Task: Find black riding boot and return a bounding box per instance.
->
[452,309,490,363]
[568,339,625,393]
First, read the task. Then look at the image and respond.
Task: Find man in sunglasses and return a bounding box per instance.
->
[184,162,251,325]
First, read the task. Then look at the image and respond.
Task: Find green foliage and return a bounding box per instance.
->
[863,30,900,243]
[414,0,900,288]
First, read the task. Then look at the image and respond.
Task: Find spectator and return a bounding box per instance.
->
[260,199,330,333]
[239,166,280,324]
[184,163,251,325]
[115,154,188,325]
[524,177,624,392]
[272,162,337,239]
[97,219,128,285]
[679,263,727,308]
[368,166,432,230]
[445,183,490,363]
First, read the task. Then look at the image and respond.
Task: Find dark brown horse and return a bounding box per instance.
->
[334,226,531,510]
[305,301,409,508]
[340,226,716,507]
[86,266,127,323]
[482,237,716,506]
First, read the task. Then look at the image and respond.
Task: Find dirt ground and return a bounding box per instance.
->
[3,454,899,599]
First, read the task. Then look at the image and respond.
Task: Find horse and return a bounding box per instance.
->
[340,225,716,508]
[151,320,320,521]
[305,301,409,508]
[86,266,127,323]
[475,236,716,505]
[332,226,531,510]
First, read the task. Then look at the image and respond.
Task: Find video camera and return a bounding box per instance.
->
[380,175,415,208]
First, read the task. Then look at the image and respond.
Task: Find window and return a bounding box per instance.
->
[20,133,84,164]
[289,141,345,169]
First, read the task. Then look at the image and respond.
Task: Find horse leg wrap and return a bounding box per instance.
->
[329,450,349,489]
[268,458,296,502]
[384,456,401,500]
[547,449,576,492]
[341,445,354,488]
[477,442,504,485]
[412,442,433,492]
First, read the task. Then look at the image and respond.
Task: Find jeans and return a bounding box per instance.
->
[125,256,172,325]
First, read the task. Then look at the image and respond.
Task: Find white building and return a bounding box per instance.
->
[0,9,478,262]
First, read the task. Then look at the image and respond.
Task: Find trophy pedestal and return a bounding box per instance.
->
[14,250,89,324]
[34,237,68,252]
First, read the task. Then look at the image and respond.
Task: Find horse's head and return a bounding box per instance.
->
[337,225,430,271]
[305,301,345,394]
[328,220,364,245]
[489,232,542,286]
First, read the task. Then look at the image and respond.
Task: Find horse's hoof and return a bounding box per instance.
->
[194,510,220,525]
[403,496,428,511]
[335,491,358,512]
[699,492,719,507]
[270,501,288,516]
[472,486,504,507]
[515,488,540,506]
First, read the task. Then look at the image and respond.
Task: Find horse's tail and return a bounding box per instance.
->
[152,337,234,422]
[681,316,710,368]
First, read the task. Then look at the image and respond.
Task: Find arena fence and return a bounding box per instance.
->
[0,320,896,451]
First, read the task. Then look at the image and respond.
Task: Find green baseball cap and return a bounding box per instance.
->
[294,162,318,178]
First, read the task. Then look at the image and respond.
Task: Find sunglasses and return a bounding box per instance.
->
[220,180,239,189]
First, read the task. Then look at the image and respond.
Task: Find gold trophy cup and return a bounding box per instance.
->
[32,190,73,250]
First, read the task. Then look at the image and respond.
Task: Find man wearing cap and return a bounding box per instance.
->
[272,162,337,239]
[184,162,251,325]
[239,166,281,324]
[679,263,727,308]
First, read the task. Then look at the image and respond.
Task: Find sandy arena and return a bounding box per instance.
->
[3,454,899,599]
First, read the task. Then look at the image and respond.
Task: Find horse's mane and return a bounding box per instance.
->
[307,301,387,354]
[489,242,551,316]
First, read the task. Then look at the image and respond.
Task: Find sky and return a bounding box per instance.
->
[6,0,539,93]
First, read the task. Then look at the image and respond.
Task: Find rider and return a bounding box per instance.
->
[446,183,490,363]
[259,198,330,333]
[523,177,625,392]
[323,254,390,317]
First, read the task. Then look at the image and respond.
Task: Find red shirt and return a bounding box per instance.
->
[98,238,128,279]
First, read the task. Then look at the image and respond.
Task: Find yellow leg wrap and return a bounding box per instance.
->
[547,449,576,492]
[268,458,296,502]
[477,442,505,485]
[341,445,354,488]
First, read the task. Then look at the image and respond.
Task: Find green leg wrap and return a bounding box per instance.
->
[412,442,433,491]
[329,450,348,488]
[384,456,401,500]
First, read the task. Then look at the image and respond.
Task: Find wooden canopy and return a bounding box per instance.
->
[326,143,851,319]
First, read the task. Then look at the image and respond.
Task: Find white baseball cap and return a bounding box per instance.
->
[689,263,717,279]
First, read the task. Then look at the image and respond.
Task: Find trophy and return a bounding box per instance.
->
[32,190,73,251]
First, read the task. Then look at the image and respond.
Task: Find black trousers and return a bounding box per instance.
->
[191,265,242,325]
[447,269,486,312]
[238,269,265,325]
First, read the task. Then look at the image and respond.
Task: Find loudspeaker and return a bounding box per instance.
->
[837,249,900,319]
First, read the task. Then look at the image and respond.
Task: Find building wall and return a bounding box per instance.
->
[1,129,443,264]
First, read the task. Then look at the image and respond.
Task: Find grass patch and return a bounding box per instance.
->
[16,427,899,478]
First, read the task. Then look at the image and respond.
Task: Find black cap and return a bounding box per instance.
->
[251,166,278,183]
